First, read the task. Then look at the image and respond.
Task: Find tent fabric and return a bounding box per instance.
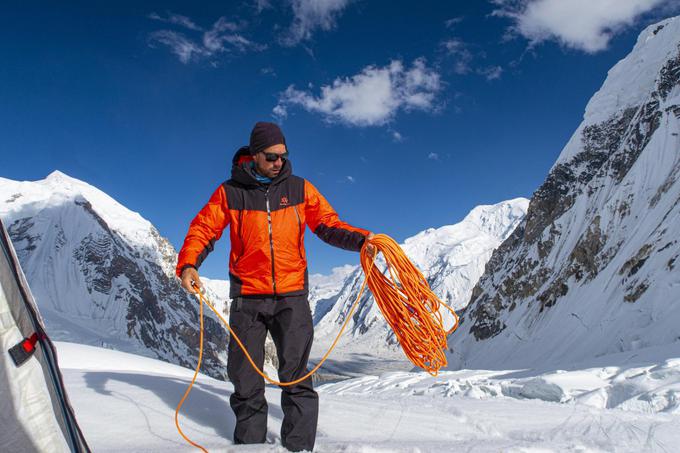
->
[0,217,90,453]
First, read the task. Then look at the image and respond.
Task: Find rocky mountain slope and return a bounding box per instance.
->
[447,16,680,370]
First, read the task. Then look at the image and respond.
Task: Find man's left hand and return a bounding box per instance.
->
[365,233,377,259]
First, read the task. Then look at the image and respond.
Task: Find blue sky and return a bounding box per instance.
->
[1,1,678,279]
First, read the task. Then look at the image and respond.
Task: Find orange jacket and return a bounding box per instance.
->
[176,147,371,298]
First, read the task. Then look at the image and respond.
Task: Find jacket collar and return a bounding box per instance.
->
[230,146,292,188]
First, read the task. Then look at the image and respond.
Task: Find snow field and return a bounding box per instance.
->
[57,342,680,452]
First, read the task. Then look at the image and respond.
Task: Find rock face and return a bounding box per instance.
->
[309,198,529,362]
[0,171,228,379]
[448,17,680,370]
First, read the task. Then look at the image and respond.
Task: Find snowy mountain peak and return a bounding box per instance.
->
[45,169,81,185]
[462,198,530,239]
[585,15,679,123]
[402,198,529,253]
[556,15,680,166]
[2,171,153,249]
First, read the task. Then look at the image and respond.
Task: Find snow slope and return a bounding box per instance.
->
[449,16,680,371]
[58,341,680,452]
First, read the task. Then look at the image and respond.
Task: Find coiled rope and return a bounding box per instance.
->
[175,233,459,451]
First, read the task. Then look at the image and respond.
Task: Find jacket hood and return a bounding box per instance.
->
[230,145,292,187]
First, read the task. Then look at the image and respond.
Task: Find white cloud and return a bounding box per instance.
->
[442,38,504,80]
[254,0,274,12]
[282,0,353,46]
[445,17,464,28]
[148,14,266,64]
[479,65,503,80]
[148,12,203,31]
[272,104,288,121]
[442,38,474,74]
[274,58,442,127]
[346,176,355,183]
[428,152,440,160]
[261,67,277,76]
[148,30,206,63]
[392,131,403,142]
[203,18,242,51]
[492,0,666,53]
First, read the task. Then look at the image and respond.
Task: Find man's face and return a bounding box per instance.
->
[253,143,287,179]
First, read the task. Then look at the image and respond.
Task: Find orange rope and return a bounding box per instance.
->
[174,284,209,453]
[361,234,459,374]
[175,233,459,450]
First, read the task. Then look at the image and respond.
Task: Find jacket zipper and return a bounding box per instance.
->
[265,187,277,295]
[234,210,244,267]
[293,206,304,259]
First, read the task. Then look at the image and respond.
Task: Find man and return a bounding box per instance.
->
[176,122,374,452]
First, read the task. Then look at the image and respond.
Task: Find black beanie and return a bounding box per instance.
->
[249,122,286,155]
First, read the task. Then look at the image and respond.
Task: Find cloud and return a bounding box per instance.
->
[148,12,203,31]
[392,131,403,142]
[441,38,474,74]
[261,67,277,76]
[492,0,667,53]
[428,152,440,160]
[346,176,355,183]
[254,0,274,13]
[445,17,464,28]
[441,38,504,80]
[148,30,207,63]
[479,65,503,80]
[272,104,288,121]
[148,13,266,64]
[282,0,353,46]
[274,59,442,127]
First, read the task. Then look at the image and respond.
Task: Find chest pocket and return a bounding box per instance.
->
[293,205,304,259]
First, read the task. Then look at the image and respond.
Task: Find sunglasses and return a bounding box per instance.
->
[262,151,289,162]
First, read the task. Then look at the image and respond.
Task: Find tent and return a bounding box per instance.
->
[0,217,90,452]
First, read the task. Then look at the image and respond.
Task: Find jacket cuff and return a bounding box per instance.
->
[357,231,374,251]
[176,263,197,278]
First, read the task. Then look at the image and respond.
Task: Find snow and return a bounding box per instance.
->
[57,341,680,452]
[555,15,680,166]
[201,277,231,316]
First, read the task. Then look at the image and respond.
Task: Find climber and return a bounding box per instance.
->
[176,121,374,452]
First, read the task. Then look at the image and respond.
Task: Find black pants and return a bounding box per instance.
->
[227,294,319,452]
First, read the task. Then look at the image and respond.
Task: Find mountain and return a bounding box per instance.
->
[308,198,529,370]
[447,16,680,371]
[0,171,229,378]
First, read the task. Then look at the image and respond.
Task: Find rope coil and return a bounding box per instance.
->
[175,233,459,451]
[362,234,459,373]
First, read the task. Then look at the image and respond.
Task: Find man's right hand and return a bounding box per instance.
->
[180,267,202,294]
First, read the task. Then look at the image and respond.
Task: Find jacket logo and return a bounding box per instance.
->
[280,196,289,207]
